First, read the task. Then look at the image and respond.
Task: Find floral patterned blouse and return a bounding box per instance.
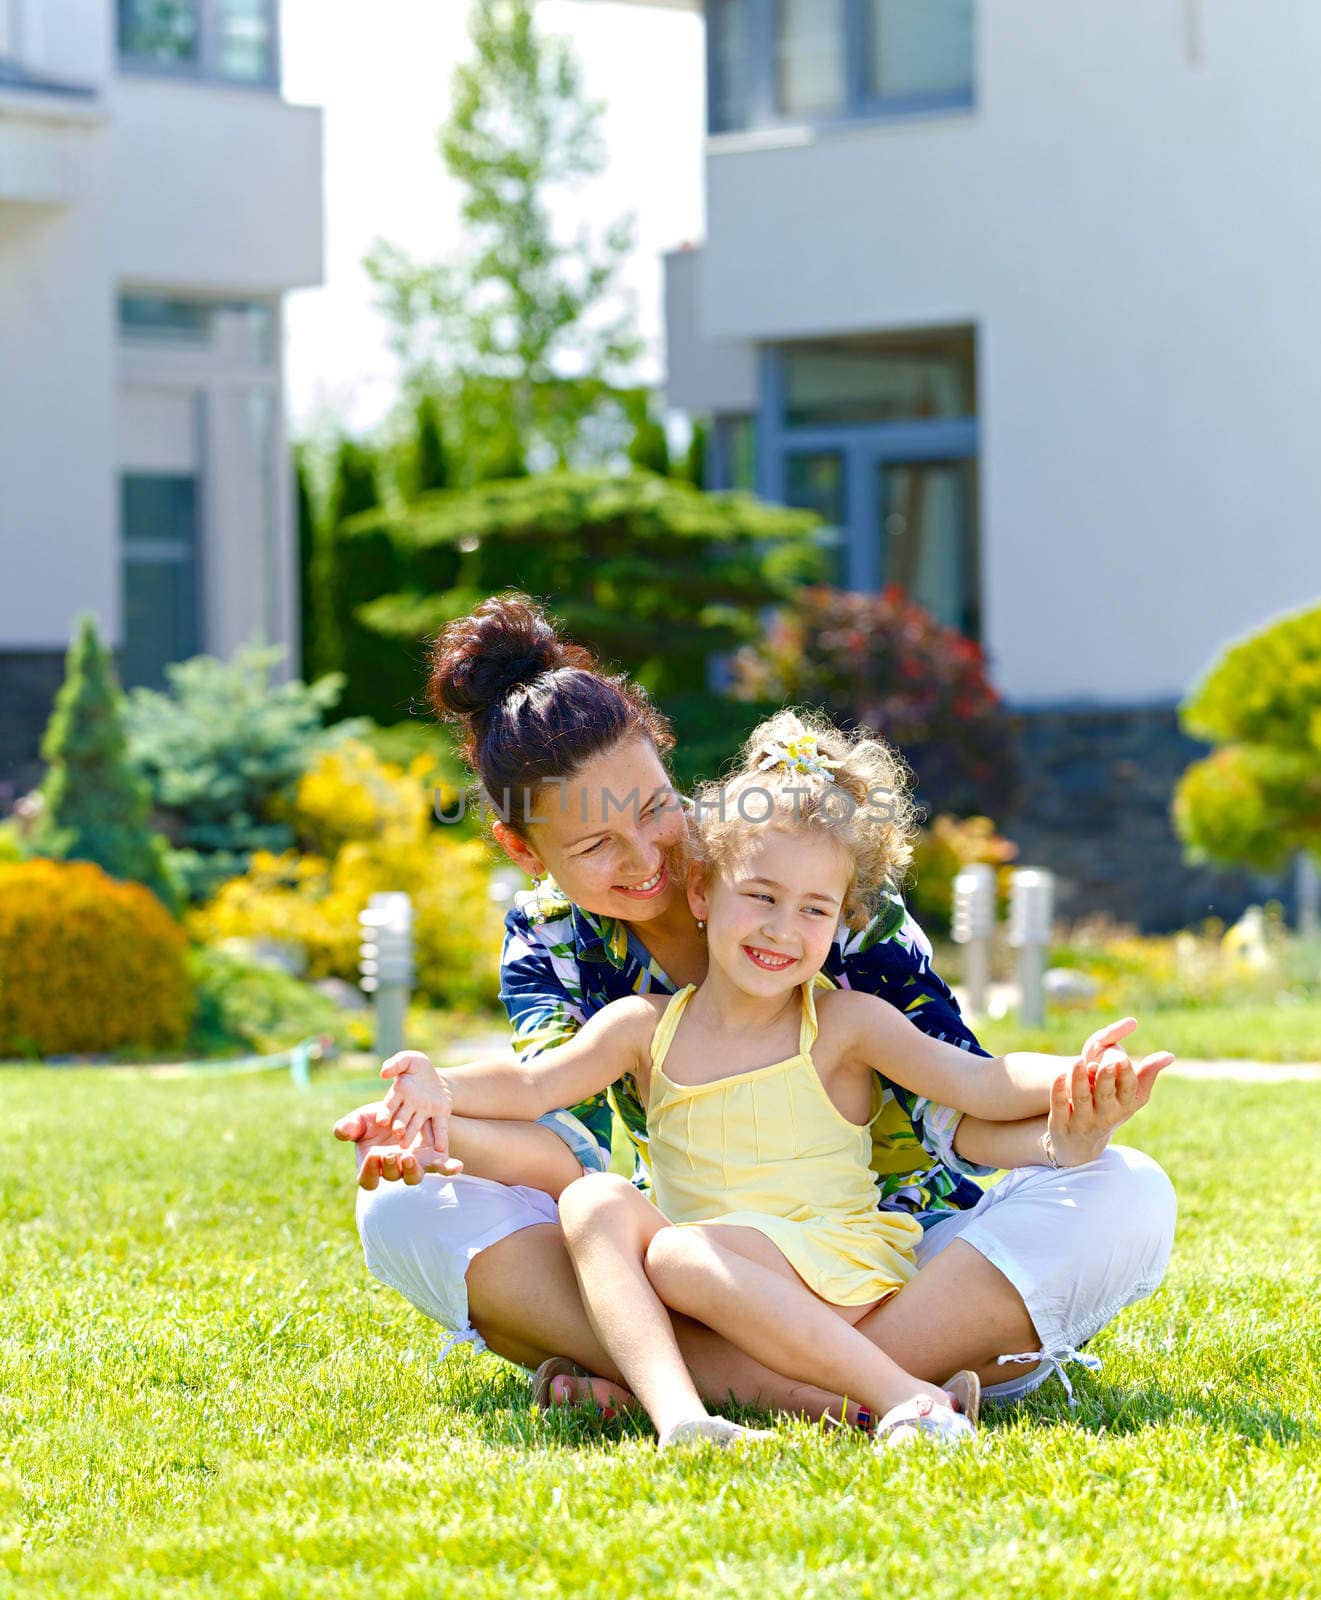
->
[498,876,996,1220]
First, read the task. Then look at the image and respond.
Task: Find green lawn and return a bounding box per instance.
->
[977,999,1321,1063]
[4,1064,1318,1598]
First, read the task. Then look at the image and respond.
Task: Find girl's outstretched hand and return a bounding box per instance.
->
[379,1049,453,1151]
[1048,1019,1174,1167]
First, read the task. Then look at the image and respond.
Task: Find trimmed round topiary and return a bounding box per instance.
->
[0,860,193,1057]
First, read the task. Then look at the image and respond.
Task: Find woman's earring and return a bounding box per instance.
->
[696,918,706,934]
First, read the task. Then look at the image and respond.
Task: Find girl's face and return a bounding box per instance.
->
[690,825,850,998]
[491,736,691,922]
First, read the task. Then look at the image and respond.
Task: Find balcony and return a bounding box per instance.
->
[0,60,104,206]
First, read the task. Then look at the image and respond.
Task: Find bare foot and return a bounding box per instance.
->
[658,1416,776,1451]
[547,1373,640,1420]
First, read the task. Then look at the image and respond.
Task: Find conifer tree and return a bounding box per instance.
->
[31,616,180,911]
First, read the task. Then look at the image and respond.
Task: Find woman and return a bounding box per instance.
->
[335,593,1176,1421]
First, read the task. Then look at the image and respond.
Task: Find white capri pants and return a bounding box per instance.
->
[355,1145,1177,1403]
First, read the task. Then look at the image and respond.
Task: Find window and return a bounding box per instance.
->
[763,327,980,637]
[776,0,845,118]
[707,0,973,134]
[120,474,201,691]
[708,0,751,134]
[118,295,274,364]
[784,329,975,428]
[118,0,277,85]
[215,0,275,82]
[866,0,975,102]
[785,451,848,584]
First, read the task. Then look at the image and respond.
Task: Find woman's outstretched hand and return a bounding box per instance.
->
[1047,1018,1174,1167]
[332,1099,463,1190]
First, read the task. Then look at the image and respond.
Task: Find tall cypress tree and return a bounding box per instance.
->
[31,616,180,911]
[410,394,450,499]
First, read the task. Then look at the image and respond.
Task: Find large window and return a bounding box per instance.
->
[118,295,275,363]
[776,0,845,118]
[120,474,201,691]
[756,328,981,638]
[784,329,975,428]
[706,0,974,134]
[118,0,277,86]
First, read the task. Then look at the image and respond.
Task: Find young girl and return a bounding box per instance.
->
[369,709,1166,1448]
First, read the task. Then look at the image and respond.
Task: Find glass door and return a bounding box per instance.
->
[876,456,979,638]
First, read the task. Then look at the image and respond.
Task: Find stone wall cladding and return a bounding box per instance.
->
[999,702,1293,933]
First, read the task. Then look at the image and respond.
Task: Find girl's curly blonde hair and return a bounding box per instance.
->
[686,708,920,931]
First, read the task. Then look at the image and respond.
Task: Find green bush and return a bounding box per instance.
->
[1174,600,1321,871]
[732,585,1019,819]
[186,946,357,1058]
[124,645,362,903]
[348,469,823,703]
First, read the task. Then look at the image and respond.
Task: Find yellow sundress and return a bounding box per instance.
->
[646,973,924,1307]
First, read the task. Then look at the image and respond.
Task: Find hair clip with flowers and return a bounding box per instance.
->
[755,733,843,783]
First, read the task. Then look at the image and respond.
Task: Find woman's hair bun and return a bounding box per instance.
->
[427,592,594,723]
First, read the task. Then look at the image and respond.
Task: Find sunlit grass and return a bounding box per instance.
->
[4,1065,1317,1598]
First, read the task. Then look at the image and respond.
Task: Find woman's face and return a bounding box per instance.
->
[492,736,691,922]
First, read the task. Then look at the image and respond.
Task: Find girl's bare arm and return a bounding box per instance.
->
[380,996,654,1148]
[835,993,1167,1123]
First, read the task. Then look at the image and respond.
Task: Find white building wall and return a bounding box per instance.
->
[108,80,322,294]
[0,189,117,650]
[687,0,1321,705]
[0,1,321,669]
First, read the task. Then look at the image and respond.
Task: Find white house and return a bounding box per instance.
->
[610,0,1316,926]
[0,0,322,793]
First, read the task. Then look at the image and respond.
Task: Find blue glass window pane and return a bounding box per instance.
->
[776,0,845,117]
[868,0,974,101]
[785,451,847,585]
[118,0,200,66]
[784,330,976,427]
[118,295,211,345]
[120,474,200,691]
[217,0,274,81]
[708,0,751,133]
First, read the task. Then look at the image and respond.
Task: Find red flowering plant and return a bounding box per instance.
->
[731,585,1019,820]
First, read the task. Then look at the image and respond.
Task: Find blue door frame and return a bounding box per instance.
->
[756,347,979,593]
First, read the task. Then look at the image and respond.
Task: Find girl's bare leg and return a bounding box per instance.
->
[644,1224,952,1419]
[555,1174,716,1439]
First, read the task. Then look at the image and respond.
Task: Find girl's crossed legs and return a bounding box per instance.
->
[556,1172,956,1442]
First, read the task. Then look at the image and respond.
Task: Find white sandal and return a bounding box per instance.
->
[872,1370,980,1451]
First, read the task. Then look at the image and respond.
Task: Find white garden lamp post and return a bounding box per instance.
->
[359,892,415,1059]
[1008,868,1055,1029]
[951,863,996,1018]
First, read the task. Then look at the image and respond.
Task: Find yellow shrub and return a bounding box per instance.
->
[279,739,433,857]
[0,859,192,1056]
[194,748,503,1010]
